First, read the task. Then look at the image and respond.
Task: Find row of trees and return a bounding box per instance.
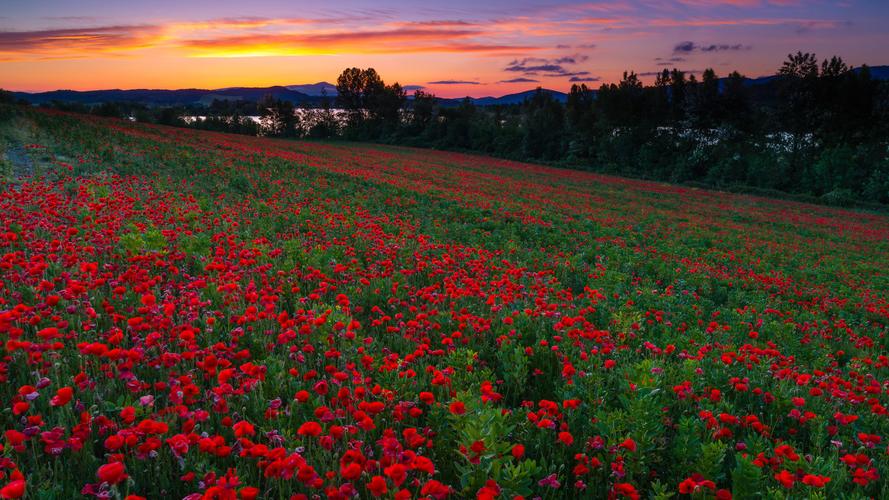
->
[10,53,888,205]
[329,54,888,205]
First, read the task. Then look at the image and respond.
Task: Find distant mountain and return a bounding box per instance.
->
[13,86,317,107]
[12,85,569,108]
[856,65,889,80]
[10,66,887,108]
[732,64,889,87]
[197,86,313,105]
[464,88,568,106]
[285,82,338,96]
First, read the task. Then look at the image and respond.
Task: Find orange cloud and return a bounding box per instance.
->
[0,18,540,60]
[0,25,163,59]
[179,27,536,57]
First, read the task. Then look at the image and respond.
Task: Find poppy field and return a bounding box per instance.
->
[1,105,888,499]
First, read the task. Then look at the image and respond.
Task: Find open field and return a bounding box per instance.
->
[1,106,888,499]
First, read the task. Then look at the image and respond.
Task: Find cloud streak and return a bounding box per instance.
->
[673,41,751,53]
[0,25,162,58]
[0,18,541,60]
[428,80,480,84]
[503,53,592,78]
[500,77,539,83]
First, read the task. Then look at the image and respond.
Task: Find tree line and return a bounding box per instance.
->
[263,57,889,206]
[6,52,888,206]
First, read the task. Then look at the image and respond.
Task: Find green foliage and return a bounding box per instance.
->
[731,454,764,500]
[118,224,167,254]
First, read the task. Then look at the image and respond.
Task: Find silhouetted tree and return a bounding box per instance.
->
[259,94,298,137]
[521,89,565,160]
[410,90,437,134]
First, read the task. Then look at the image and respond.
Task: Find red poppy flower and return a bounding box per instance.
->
[297,421,322,437]
[50,387,74,407]
[449,401,466,415]
[367,476,388,497]
[97,462,127,485]
[0,480,25,499]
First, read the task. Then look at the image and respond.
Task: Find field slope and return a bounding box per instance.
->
[1,106,888,499]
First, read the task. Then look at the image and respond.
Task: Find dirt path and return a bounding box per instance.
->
[6,144,34,180]
[5,144,34,189]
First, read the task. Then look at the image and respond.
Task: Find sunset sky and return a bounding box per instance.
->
[1,0,887,97]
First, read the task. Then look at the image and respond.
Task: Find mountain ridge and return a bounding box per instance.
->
[9,65,888,107]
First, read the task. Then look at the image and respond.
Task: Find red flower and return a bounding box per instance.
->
[774,470,795,488]
[367,476,388,497]
[297,421,322,437]
[0,480,25,499]
[477,479,501,500]
[511,444,525,459]
[140,293,156,306]
[558,432,574,446]
[50,387,74,407]
[239,486,260,499]
[470,440,486,453]
[678,474,716,495]
[97,462,127,485]
[341,462,362,480]
[412,456,435,475]
[620,438,637,452]
[421,480,451,499]
[802,474,831,488]
[449,401,466,415]
[233,420,255,438]
[774,444,799,461]
[384,463,407,487]
[611,482,639,499]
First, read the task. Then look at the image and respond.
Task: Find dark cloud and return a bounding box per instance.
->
[673,41,751,54]
[543,70,590,77]
[673,41,696,53]
[505,63,566,73]
[402,84,425,91]
[554,54,589,64]
[504,53,591,77]
[500,77,539,83]
[639,69,702,77]
[700,43,749,52]
[428,80,479,84]
[569,76,601,82]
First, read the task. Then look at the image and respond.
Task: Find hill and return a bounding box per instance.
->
[8,65,888,108]
[1,105,887,498]
[12,86,317,106]
[11,84,570,107]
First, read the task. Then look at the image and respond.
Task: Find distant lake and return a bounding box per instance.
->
[182,108,350,126]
